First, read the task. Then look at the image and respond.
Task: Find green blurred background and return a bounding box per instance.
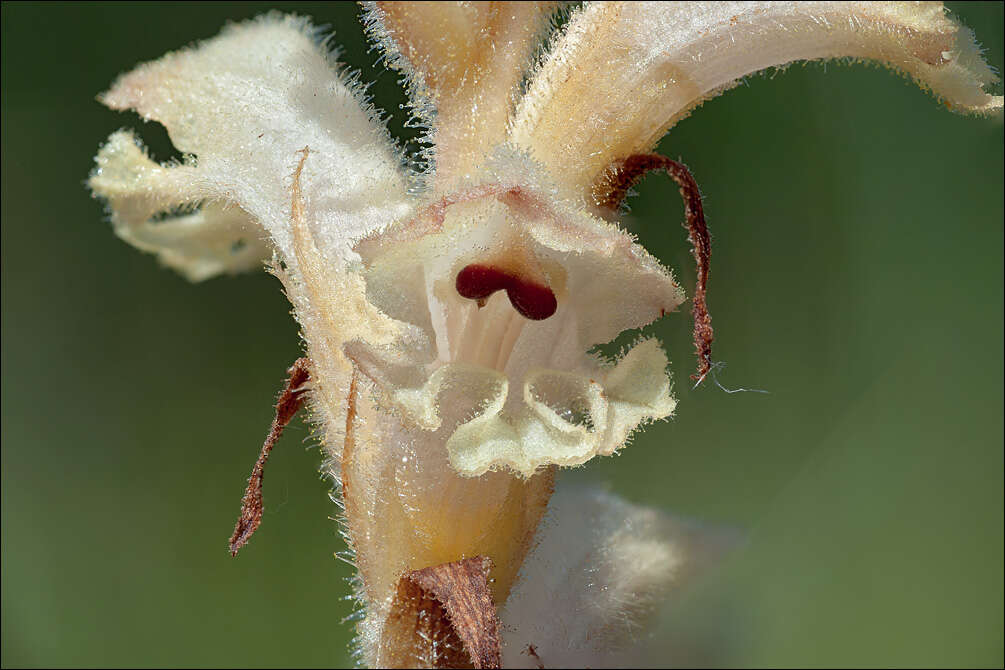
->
[2,2,1001,667]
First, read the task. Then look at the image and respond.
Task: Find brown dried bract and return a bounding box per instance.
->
[380,556,502,669]
[524,644,545,669]
[594,153,715,381]
[228,357,311,556]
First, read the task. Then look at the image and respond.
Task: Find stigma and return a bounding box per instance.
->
[455,263,557,321]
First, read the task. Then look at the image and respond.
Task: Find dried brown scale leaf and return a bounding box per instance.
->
[383,578,473,669]
[381,556,502,669]
[595,154,714,381]
[228,357,311,556]
[409,557,501,669]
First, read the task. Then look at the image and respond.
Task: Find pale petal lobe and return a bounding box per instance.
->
[90,130,268,280]
[513,1,1003,198]
[93,14,411,272]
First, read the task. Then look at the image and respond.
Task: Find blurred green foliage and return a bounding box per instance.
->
[2,2,1001,667]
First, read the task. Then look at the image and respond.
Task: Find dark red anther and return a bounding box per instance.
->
[456,264,557,321]
[507,280,557,321]
[456,264,509,302]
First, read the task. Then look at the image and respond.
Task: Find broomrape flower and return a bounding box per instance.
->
[89,2,1001,667]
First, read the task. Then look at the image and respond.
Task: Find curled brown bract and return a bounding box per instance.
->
[595,154,714,381]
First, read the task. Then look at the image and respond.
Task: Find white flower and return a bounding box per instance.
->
[89,3,1000,667]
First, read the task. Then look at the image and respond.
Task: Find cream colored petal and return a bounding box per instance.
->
[95,14,411,269]
[397,363,509,431]
[364,1,557,185]
[524,369,609,438]
[525,203,685,351]
[346,327,675,479]
[512,1,1004,198]
[500,487,738,668]
[362,148,684,363]
[90,131,268,281]
[447,337,675,477]
[354,149,682,478]
[596,336,678,453]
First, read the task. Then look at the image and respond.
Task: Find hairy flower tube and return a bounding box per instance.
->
[89,2,1001,667]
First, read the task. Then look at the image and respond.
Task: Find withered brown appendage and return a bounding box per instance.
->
[525,644,545,669]
[380,556,502,669]
[594,153,714,381]
[228,357,312,556]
